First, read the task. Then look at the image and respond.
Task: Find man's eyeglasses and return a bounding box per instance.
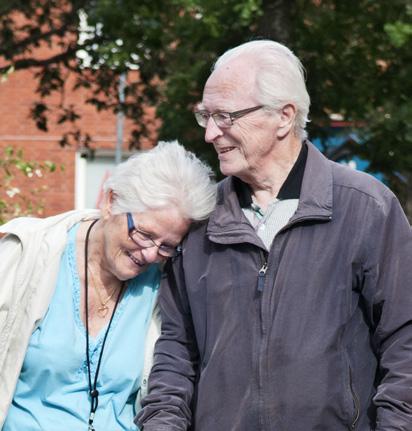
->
[126,213,180,258]
[194,105,263,129]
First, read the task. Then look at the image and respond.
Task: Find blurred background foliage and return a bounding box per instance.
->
[0,146,58,224]
[0,0,411,216]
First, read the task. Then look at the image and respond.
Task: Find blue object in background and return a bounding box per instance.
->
[312,126,384,182]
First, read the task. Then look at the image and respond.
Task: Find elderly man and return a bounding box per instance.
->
[136,40,412,431]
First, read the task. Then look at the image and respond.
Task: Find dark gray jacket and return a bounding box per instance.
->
[136,143,412,431]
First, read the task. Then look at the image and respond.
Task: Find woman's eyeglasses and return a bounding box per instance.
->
[126,213,180,258]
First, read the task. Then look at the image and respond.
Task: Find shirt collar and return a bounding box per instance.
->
[234,142,308,208]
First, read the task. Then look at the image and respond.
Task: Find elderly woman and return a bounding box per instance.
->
[0,141,216,431]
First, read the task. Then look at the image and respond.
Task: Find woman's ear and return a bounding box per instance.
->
[101,190,114,219]
[276,104,296,139]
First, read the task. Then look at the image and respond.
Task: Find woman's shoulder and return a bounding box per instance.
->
[0,209,100,240]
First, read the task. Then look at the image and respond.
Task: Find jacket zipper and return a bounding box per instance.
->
[348,367,360,429]
[257,249,268,292]
[256,248,268,430]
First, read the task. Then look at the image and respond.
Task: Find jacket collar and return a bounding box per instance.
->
[234,142,308,207]
[207,141,333,244]
[290,141,333,222]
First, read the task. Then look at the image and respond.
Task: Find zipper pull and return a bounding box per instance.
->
[257,262,268,292]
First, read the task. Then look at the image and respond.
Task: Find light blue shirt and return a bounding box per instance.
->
[3,223,160,431]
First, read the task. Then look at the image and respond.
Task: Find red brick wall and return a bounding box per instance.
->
[0,68,159,219]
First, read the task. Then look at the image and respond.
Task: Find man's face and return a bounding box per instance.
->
[200,59,279,181]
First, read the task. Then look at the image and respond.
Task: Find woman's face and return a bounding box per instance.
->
[100,200,190,281]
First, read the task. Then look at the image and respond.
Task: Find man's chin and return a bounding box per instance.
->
[219,163,245,178]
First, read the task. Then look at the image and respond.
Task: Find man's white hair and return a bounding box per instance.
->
[103,141,216,221]
[213,40,310,140]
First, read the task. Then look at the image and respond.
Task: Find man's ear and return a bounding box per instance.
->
[276,104,296,139]
[101,190,114,219]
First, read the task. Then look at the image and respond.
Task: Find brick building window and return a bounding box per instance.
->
[75,149,138,209]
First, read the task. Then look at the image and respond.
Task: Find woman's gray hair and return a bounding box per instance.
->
[213,40,310,140]
[103,141,216,221]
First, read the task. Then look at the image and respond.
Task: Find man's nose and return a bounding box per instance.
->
[205,117,223,143]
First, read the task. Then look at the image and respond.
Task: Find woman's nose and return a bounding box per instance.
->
[141,246,162,263]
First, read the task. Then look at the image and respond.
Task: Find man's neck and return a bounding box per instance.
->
[241,138,303,210]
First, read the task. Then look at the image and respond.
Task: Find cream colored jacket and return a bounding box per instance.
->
[0,210,160,427]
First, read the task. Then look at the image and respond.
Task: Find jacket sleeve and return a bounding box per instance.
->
[135,256,199,431]
[0,233,21,368]
[363,192,412,430]
[0,233,23,427]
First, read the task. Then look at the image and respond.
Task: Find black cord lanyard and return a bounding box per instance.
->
[84,219,124,431]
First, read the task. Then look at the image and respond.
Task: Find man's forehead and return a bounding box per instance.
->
[200,82,238,109]
[201,64,256,109]
[207,60,253,89]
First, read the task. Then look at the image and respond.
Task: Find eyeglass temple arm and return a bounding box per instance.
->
[126,213,134,231]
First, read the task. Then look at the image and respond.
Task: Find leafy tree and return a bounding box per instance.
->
[291,0,412,217]
[0,0,411,217]
[0,0,261,154]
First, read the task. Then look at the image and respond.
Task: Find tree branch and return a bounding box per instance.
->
[0,45,79,73]
[0,23,76,57]
[0,31,107,74]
